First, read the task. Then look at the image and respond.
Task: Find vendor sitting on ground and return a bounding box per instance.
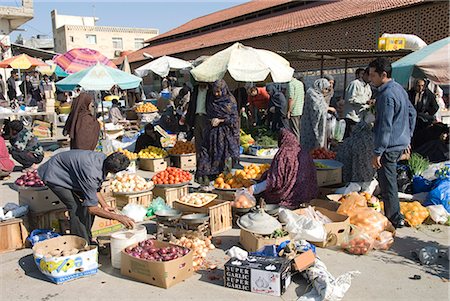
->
[8,120,44,171]
[134,123,162,153]
[248,128,318,208]
[38,150,135,243]
[0,134,14,179]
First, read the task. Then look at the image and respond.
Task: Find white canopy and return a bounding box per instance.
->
[135,55,192,78]
[190,42,294,83]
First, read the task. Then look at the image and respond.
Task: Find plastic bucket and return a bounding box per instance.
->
[110,224,147,269]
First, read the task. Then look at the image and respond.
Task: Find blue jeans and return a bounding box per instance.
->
[377,151,403,225]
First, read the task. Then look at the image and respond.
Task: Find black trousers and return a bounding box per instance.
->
[47,184,94,242]
[10,149,43,168]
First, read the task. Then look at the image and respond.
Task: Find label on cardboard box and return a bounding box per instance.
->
[32,236,98,284]
[224,256,291,297]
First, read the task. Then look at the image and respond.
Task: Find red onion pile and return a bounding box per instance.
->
[125,239,190,262]
[15,170,45,187]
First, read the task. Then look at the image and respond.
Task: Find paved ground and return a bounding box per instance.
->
[0,153,449,301]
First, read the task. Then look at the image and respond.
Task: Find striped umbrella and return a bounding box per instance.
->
[392,37,450,87]
[0,54,47,69]
[53,48,117,74]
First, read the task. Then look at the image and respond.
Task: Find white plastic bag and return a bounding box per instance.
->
[335,183,361,195]
[226,246,248,261]
[121,204,147,222]
[428,205,450,224]
[333,119,346,142]
[279,209,326,242]
[302,206,333,224]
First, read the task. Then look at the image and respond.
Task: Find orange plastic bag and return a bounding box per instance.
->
[348,207,393,240]
[337,192,367,216]
[341,225,374,255]
[373,231,394,250]
[400,201,429,227]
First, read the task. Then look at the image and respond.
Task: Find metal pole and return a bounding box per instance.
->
[320,55,324,77]
[343,58,348,100]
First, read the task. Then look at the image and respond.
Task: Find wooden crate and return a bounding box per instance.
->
[153,185,189,207]
[100,180,113,198]
[173,199,232,235]
[28,209,69,233]
[138,158,170,172]
[114,191,153,210]
[170,154,196,171]
[0,218,28,253]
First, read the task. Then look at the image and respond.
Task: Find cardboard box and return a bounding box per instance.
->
[170,154,196,171]
[316,167,342,187]
[32,236,98,284]
[32,120,52,138]
[138,157,170,172]
[19,188,67,213]
[0,218,28,253]
[120,240,194,289]
[91,217,123,237]
[239,229,290,252]
[308,199,341,212]
[224,256,291,297]
[294,207,350,248]
[292,250,316,272]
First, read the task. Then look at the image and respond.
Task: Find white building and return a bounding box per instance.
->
[51,10,159,58]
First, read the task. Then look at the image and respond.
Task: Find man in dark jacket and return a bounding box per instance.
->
[7,70,18,102]
[408,79,439,130]
[369,58,416,229]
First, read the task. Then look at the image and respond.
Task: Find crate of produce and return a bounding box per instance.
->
[114,191,153,210]
[138,157,170,172]
[314,159,343,187]
[248,145,278,157]
[170,154,196,171]
[173,199,232,235]
[153,185,189,207]
[239,229,290,253]
[0,218,28,253]
[28,209,69,233]
[212,189,236,201]
[18,188,67,214]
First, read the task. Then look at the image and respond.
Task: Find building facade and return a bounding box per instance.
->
[51,10,159,58]
[121,0,449,94]
[0,0,34,60]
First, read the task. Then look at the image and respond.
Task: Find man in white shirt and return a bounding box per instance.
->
[344,68,372,137]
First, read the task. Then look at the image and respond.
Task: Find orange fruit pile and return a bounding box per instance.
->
[214,172,254,190]
[169,141,196,155]
[135,103,158,113]
[152,167,192,185]
[237,163,270,180]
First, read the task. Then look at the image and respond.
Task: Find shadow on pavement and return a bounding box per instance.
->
[372,235,449,280]
[18,254,53,283]
[196,268,224,286]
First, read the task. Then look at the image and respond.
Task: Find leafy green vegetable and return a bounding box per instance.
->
[408,153,430,176]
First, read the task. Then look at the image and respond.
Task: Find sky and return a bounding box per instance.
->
[2,0,247,42]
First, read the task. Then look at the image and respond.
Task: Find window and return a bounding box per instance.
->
[134,38,145,49]
[86,34,96,44]
[70,36,74,42]
[112,37,123,49]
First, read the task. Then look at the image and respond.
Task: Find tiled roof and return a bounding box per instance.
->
[146,0,292,42]
[114,0,425,65]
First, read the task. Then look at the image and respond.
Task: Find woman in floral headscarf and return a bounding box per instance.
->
[196,79,240,179]
[300,78,331,152]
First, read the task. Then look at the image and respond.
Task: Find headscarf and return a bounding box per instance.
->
[263,129,301,203]
[63,93,100,150]
[134,123,162,153]
[207,79,238,120]
[0,136,14,172]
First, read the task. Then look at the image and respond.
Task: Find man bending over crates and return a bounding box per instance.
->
[38,150,135,242]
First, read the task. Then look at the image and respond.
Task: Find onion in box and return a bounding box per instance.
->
[111,173,154,193]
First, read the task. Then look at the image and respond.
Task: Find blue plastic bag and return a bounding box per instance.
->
[424,179,450,213]
[27,229,61,246]
[250,245,280,257]
[412,175,434,194]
